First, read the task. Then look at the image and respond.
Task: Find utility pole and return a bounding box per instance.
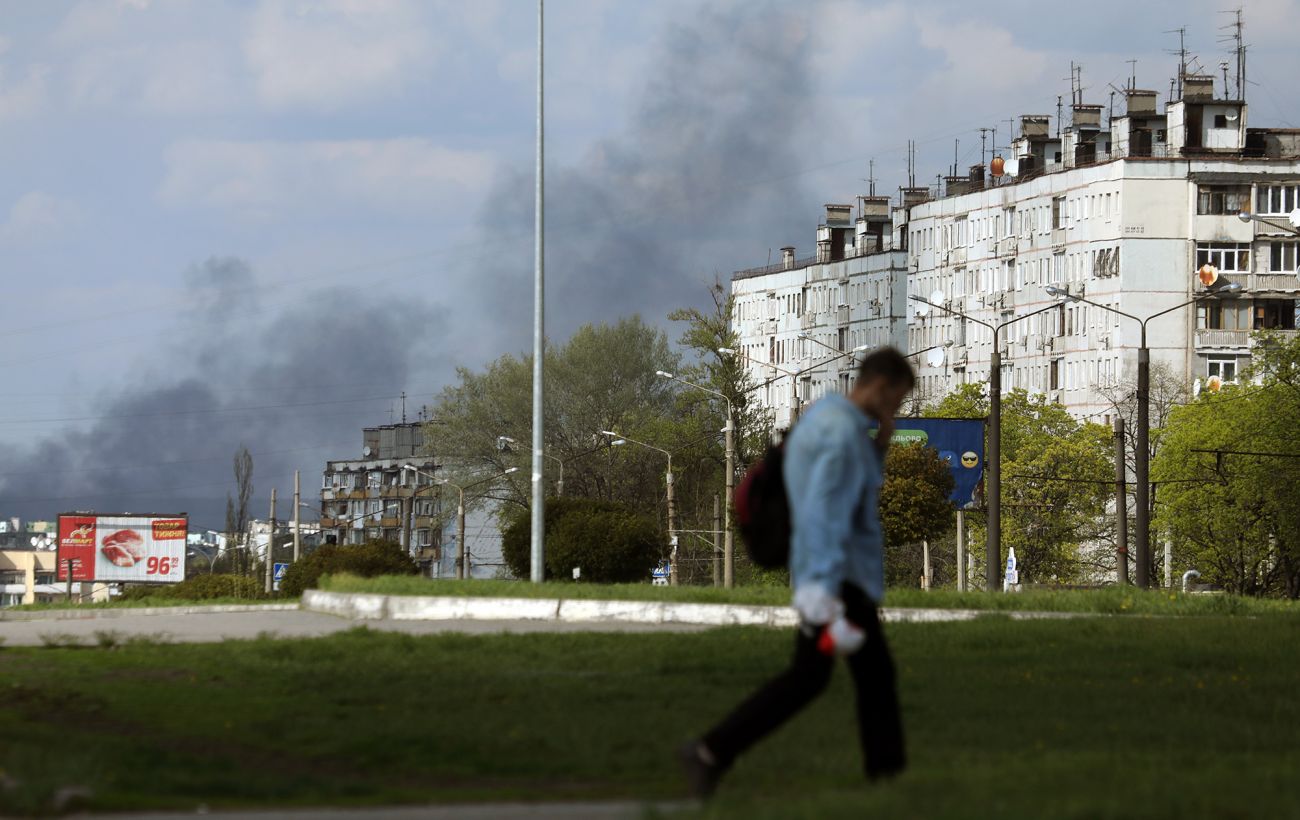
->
[712,494,721,588]
[265,488,276,594]
[955,509,966,592]
[723,401,735,588]
[988,344,1002,591]
[666,455,678,586]
[292,470,301,563]
[456,486,467,581]
[1114,418,1129,585]
[529,0,546,583]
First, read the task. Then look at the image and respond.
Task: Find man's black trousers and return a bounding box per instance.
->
[701,582,906,778]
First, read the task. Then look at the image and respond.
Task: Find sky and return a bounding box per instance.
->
[0,0,1297,529]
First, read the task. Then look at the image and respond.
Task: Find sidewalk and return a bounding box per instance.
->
[99,800,686,820]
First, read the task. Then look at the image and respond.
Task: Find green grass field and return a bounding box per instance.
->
[2,615,1297,818]
[320,574,1300,617]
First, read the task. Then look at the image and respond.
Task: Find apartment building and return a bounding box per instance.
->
[320,423,444,568]
[731,73,1300,425]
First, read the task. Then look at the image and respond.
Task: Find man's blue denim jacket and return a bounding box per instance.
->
[782,393,885,604]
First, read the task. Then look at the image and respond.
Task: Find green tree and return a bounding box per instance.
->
[927,385,1113,585]
[1154,331,1300,597]
[278,540,417,597]
[880,443,956,588]
[500,498,660,583]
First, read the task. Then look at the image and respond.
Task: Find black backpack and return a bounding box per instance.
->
[733,441,791,569]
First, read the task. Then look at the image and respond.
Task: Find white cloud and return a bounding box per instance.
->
[0,191,81,243]
[0,61,50,120]
[157,138,496,222]
[65,41,242,114]
[244,0,434,110]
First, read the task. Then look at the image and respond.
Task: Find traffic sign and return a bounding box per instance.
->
[273,562,289,592]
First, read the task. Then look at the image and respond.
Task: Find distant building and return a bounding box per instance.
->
[0,550,109,607]
[320,423,445,571]
[731,69,1300,428]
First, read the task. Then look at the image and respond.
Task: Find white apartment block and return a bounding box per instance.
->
[731,76,1300,428]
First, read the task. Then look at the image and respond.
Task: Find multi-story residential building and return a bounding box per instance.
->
[320,423,444,570]
[731,74,1300,426]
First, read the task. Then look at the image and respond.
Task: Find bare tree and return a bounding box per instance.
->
[223,446,254,577]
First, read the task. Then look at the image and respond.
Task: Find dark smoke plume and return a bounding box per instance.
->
[0,257,443,527]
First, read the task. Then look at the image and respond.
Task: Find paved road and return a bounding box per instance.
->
[0,608,709,647]
[97,800,687,819]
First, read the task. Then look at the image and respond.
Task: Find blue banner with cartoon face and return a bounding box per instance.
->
[868,417,986,508]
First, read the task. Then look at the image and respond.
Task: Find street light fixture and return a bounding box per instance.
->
[1236,209,1300,237]
[498,435,565,496]
[403,464,519,580]
[602,430,678,585]
[1045,280,1246,587]
[908,293,1068,592]
[656,370,736,587]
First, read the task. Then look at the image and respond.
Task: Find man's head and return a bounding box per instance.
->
[849,347,914,419]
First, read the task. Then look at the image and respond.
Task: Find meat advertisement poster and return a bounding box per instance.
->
[57,514,188,584]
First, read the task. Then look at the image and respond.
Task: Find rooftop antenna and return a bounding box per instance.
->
[1165,26,1188,99]
[867,158,876,196]
[953,138,959,176]
[978,127,992,171]
[1126,58,1138,91]
[1218,7,1246,101]
[400,391,407,424]
[907,140,915,188]
[1056,95,1063,138]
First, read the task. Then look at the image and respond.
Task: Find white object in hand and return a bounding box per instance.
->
[817,616,866,657]
[793,585,842,625]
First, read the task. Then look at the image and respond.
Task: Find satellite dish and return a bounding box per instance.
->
[1289,208,1300,229]
[913,297,930,317]
[1198,264,1219,287]
[1226,111,1239,122]
[362,446,373,457]
[930,288,945,305]
[926,347,946,368]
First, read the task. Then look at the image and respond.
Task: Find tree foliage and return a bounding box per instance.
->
[278,540,418,597]
[880,443,956,588]
[1154,332,1300,597]
[927,384,1112,584]
[500,497,661,583]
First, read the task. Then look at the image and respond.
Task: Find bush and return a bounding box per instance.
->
[278,540,418,597]
[119,574,265,601]
[501,497,663,583]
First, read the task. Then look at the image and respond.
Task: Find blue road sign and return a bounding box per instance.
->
[273,562,289,591]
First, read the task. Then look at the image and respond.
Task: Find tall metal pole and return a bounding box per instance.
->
[1114,417,1130,585]
[529,0,546,583]
[265,488,276,594]
[712,494,721,588]
[292,470,301,563]
[987,346,1002,591]
[723,401,735,588]
[457,486,467,581]
[955,509,966,592]
[1135,336,1150,588]
[666,454,678,586]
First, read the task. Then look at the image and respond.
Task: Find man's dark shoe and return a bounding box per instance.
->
[677,741,724,800]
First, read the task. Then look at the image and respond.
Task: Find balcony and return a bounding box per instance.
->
[837,306,851,325]
[1248,273,1300,293]
[1195,329,1249,349]
[995,236,1019,258]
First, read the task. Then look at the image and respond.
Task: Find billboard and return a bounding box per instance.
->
[57,513,188,583]
[868,417,987,508]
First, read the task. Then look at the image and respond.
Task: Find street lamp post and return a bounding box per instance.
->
[499,436,565,496]
[718,348,803,421]
[404,465,519,580]
[602,431,677,584]
[1237,209,1300,238]
[1045,280,1244,587]
[909,294,1066,591]
[657,370,735,587]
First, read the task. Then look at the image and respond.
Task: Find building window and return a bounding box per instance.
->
[1254,299,1298,330]
[1256,184,1300,215]
[1197,185,1250,215]
[1052,196,1065,229]
[1195,243,1250,273]
[1197,301,1250,330]
[1269,242,1299,273]
[1207,358,1238,383]
[1050,359,1061,391]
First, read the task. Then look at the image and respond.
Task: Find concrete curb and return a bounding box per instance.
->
[301,591,1089,627]
[0,603,298,622]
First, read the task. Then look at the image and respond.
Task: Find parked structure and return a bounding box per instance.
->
[731,67,1300,428]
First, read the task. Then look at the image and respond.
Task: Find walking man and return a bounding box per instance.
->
[680,347,914,797]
